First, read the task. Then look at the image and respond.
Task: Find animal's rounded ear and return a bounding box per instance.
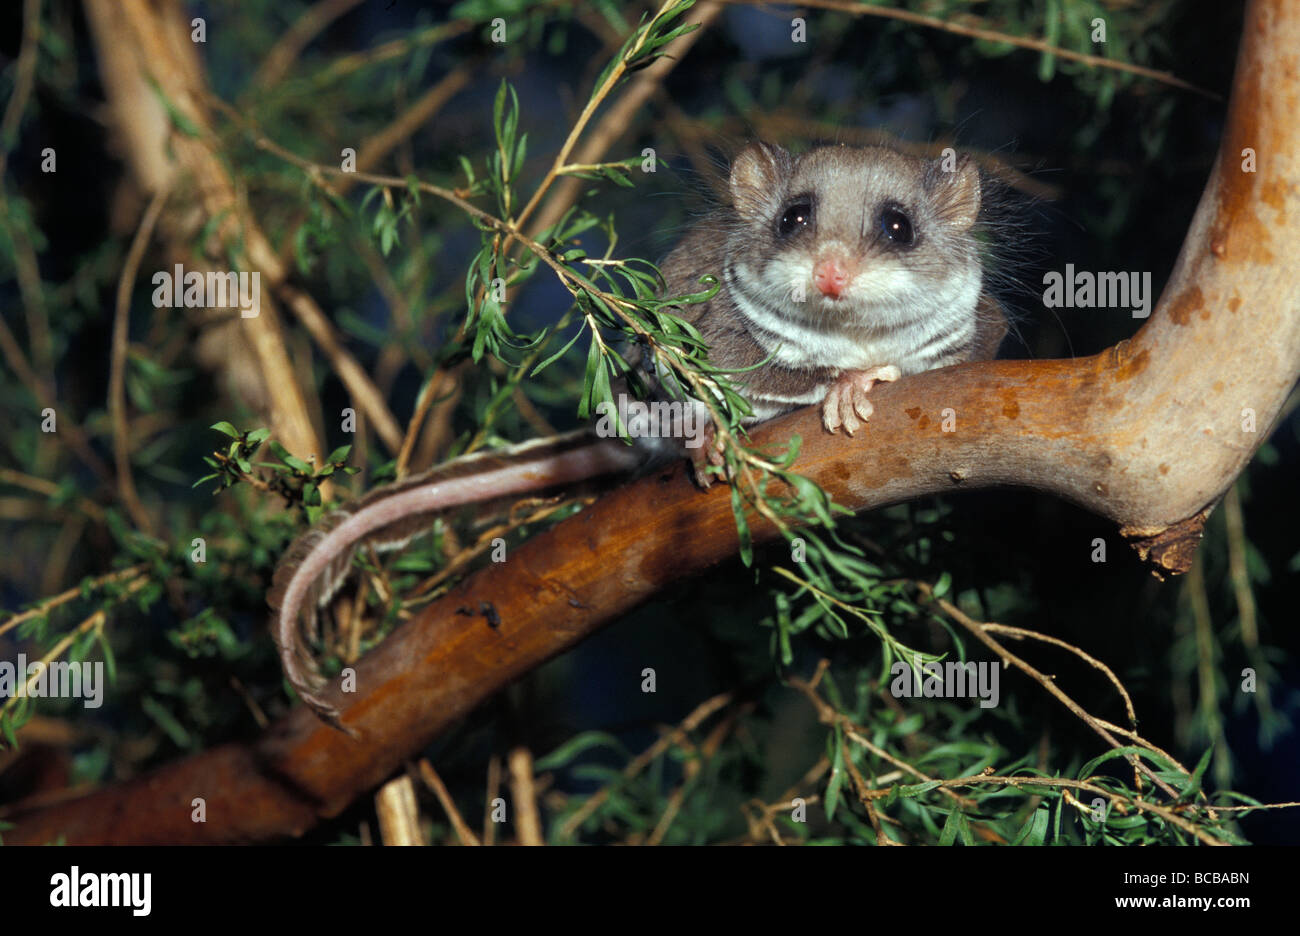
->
[925,151,981,232]
[729,142,793,221]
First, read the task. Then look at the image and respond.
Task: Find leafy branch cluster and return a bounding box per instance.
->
[236,2,848,561]
[195,421,358,525]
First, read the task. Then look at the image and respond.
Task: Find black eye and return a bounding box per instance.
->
[777,200,813,237]
[879,207,914,246]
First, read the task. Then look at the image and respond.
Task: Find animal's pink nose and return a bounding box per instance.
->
[813,257,851,298]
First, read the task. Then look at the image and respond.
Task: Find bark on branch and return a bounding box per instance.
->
[5,0,1296,843]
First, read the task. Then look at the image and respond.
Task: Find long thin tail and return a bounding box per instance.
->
[267,431,643,727]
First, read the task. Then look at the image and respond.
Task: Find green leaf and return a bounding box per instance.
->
[1038,0,1060,83]
[148,80,202,137]
[140,696,192,749]
[938,808,972,846]
[730,482,753,566]
[1010,806,1050,846]
[825,727,845,821]
[458,154,477,186]
[267,441,312,474]
[380,218,398,255]
[531,324,587,377]
[536,731,629,771]
[578,336,602,420]
[513,132,528,178]
[97,631,117,684]
[1078,746,1179,781]
[933,571,952,599]
[1185,747,1214,799]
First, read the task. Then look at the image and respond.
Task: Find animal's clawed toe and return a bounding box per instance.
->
[690,423,728,488]
[821,365,901,435]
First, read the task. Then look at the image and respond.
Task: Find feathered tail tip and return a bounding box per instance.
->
[266,474,478,731]
[268,512,359,734]
[266,429,628,732]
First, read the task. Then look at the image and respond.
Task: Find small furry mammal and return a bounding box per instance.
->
[660,141,1006,437]
[270,140,1007,727]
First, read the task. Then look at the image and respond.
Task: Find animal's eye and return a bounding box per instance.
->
[879,206,914,246]
[777,200,813,237]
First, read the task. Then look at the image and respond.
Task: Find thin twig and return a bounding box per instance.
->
[273,65,472,278]
[395,371,451,479]
[980,622,1137,728]
[557,691,733,840]
[1092,719,1190,776]
[252,0,366,89]
[299,20,474,90]
[510,1,686,240]
[647,702,748,845]
[0,582,143,725]
[519,1,724,247]
[1208,801,1300,813]
[0,313,112,481]
[1186,554,1231,790]
[374,773,425,845]
[0,0,43,179]
[418,759,481,845]
[275,282,405,455]
[0,468,106,522]
[935,772,1228,846]
[1221,482,1277,730]
[0,1,56,409]
[110,184,170,536]
[0,564,147,638]
[723,0,1217,99]
[788,671,974,808]
[921,584,1185,801]
[1222,484,1258,648]
[483,754,501,846]
[507,747,544,846]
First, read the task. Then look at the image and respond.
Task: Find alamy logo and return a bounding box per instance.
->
[890,656,1002,709]
[0,656,104,708]
[594,395,706,449]
[50,867,151,916]
[152,263,260,318]
[1042,264,1153,318]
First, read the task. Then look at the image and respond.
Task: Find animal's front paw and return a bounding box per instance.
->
[821,365,901,435]
[689,422,728,488]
